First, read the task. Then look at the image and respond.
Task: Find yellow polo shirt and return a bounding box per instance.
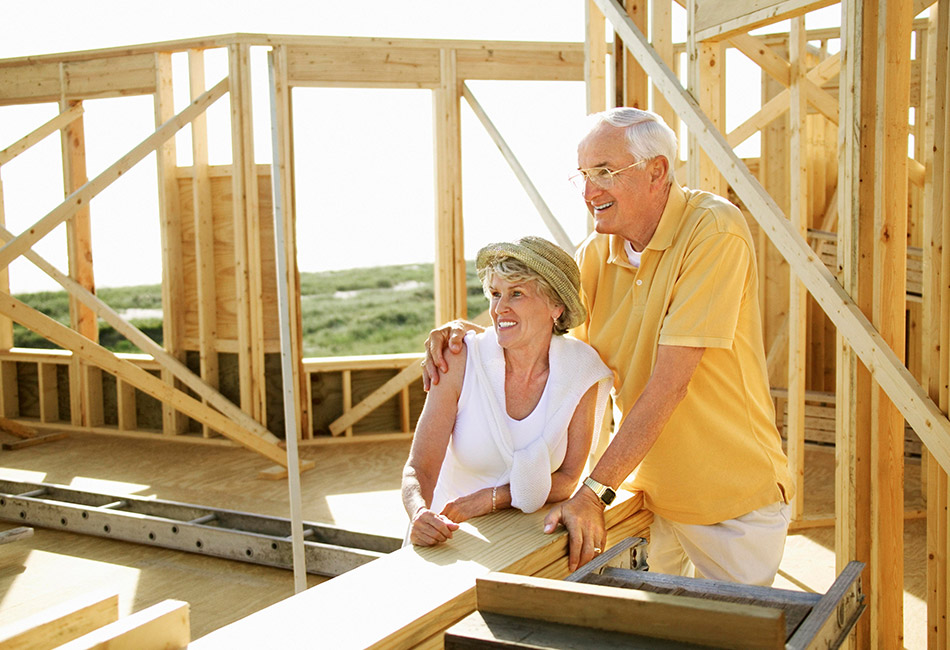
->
[574,183,793,525]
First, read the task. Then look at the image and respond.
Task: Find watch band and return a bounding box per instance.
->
[583,476,616,506]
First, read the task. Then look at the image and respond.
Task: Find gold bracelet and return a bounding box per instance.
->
[491,486,497,512]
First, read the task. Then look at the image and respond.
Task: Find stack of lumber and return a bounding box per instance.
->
[192,491,650,649]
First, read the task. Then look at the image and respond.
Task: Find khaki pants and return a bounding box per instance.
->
[647,501,791,586]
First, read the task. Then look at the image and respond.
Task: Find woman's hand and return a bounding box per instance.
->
[422,320,477,390]
[440,487,493,523]
[409,507,460,546]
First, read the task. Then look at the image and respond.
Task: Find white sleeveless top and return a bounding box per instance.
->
[430,329,612,514]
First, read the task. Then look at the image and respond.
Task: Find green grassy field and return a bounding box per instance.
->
[12,262,489,358]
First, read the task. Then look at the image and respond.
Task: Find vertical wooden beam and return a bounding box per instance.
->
[836,2,875,646]
[229,43,263,423]
[38,363,59,423]
[0,360,18,417]
[60,67,98,431]
[686,1,724,192]
[270,45,306,444]
[586,0,608,115]
[342,369,353,437]
[84,366,104,427]
[188,49,220,438]
[117,379,137,431]
[0,172,12,350]
[651,0,678,141]
[870,0,911,644]
[433,48,465,325]
[154,52,187,436]
[786,17,808,524]
[400,386,411,433]
[924,4,950,647]
[619,0,649,109]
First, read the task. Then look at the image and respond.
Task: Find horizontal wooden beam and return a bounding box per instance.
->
[595,0,950,473]
[0,77,229,273]
[0,103,83,166]
[695,0,840,43]
[0,591,118,649]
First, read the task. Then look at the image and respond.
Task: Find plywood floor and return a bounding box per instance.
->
[0,431,929,646]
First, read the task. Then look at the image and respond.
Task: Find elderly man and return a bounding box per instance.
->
[425,107,793,587]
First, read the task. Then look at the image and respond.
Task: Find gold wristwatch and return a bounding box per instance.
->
[583,476,616,506]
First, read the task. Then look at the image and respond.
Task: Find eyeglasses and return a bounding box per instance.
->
[568,160,647,192]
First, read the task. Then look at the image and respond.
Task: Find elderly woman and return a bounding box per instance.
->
[402,236,612,546]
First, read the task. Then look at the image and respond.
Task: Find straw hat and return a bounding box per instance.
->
[476,236,586,332]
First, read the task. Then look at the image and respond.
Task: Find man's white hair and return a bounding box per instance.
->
[587,107,678,183]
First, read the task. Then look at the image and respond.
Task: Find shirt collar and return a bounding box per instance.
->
[607,181,687,265]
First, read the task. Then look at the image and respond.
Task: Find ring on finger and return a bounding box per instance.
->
[593,547,602,554]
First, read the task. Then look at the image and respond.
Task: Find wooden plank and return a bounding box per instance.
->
[869,0,912,645]
[0,415,37,438]
[0,591,118,650]
[193,492,647,649]
[286,45,440,87]
[57,599,189,650]
[0,293,292,467]
[189,49,220,439]
[694,0,839,43]
[433,48,465,324]
[651,0,678,140]
[594,0,950,474]
[728,33,791,88]
[0,173,10,350]
[0,103,83,166]
[456,44,585,81]
[0,360,18,417]
[2,432,69,450]
[0,77,229,273]
[329,362,422,436]
[787,17,808,523]
[586,0,608,115]
[116,380,137,431]
[38,363,59,423]
[924,4,950,647]
[835,5,876,646]
[461,83,574,252]
[619,0,649,108]
[474,573,785,649]
[154,52,187,437]
[60,53,157,101]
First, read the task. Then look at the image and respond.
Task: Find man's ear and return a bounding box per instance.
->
[650,156,670,185]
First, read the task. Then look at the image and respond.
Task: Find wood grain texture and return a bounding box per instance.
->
[191,492,647,649]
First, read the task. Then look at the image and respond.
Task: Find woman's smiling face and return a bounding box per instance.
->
[487,274,561,350]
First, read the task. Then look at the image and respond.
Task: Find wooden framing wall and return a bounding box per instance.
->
[585,0,946,645]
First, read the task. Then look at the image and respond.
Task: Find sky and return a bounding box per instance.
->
[0,1,842,294]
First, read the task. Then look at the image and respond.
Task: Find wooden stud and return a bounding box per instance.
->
[228,43,257,422]
[0,591,118,649]
[433,48,465,325]
[620,0,649,109]
[341,369,353,437]
[400,386,411,434]
[117,379,137,431]
[586,0,608,115]
[925,4,950,647]
[868,0,911,644]
[59,599,190,650]
[0,360,18,418]
[38,362,59,423]
[651,0,678,138]
[787,17,807,523]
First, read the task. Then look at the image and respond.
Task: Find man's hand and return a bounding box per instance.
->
[440,487,491,523]
[422,320,470,390]
[409,507,460,546]
[542,487,606,571]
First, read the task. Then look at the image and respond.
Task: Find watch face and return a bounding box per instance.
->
[602,487,616,505]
